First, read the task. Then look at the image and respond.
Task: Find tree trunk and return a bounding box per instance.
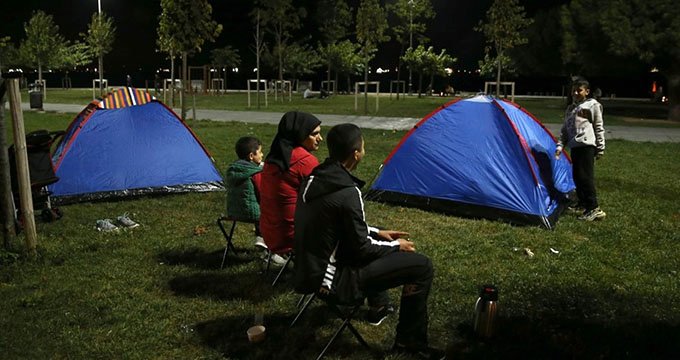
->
[495,53,502,98]
[170,52,176,107]
[277,30,283,100]
[98,55,104,96]
[223,68,227,95]
[396,44,404,100]
[430,73,434,96]
[37,63,43,91]
[327,61,331,93]
[0,79,16,248]
[363,59,369,114]
[418,72,423,98]
[37,63,44,109]
[335,72,340,94]
[181,52,188,121]
[668,66,680,121]
[255,10,261,110]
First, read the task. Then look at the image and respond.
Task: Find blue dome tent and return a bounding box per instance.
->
[366,95,575,229]
[49,87,223,203]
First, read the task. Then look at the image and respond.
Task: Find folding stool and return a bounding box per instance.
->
[216,216,255,269]
[290,292,371,360]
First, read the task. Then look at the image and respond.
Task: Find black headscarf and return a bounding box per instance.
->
[266,111,321,171]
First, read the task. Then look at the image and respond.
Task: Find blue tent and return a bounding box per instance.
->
[49,87,223,203]
[366,95,575,229]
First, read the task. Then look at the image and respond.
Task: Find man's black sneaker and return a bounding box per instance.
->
[392,343,446,360]
[365,304,395,326]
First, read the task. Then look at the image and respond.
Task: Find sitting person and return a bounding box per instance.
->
[225,136,285,264]
[293,123,444,359]
[319,88,329,99]
[259,111,323,260]
[442,84,454,97]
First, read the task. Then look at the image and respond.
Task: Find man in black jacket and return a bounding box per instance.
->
[294,123,443,359]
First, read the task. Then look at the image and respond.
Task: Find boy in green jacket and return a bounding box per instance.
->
[226,137,286,265]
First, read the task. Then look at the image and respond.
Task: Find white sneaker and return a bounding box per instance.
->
[578,207,606,221]
[261,251,287,266]
[270,253,287,266]
[96,219,119,232]
[254,236,267,249]
[117,213,140,228]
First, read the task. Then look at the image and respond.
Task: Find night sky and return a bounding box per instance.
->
[1,0,569,74]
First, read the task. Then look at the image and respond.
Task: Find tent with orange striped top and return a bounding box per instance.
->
[48,87,223,203]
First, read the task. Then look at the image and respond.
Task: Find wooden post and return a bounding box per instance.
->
[0,79,17,248]
[7,79,38,257]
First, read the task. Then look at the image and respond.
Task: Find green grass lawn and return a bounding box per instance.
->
[1,111,679,359]
[28,88,680,127]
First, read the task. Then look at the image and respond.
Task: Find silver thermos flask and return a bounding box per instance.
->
[473,285,499,338]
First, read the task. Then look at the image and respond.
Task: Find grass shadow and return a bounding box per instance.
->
[448,316,680,359]
[167,270,291,304]
[446,285,680,359]
[157,246,259,270]
[194,310,382,359]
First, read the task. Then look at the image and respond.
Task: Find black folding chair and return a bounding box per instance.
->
[290,291,370,360]
[216,216,255,269]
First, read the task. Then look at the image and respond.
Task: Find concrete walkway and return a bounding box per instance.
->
[21,102,680,143]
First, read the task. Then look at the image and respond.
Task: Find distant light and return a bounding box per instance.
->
[253,67,258,72]
[233,67,239,73]
[650,67,659,73]
[444,67,453,75]
[376,67,388,74]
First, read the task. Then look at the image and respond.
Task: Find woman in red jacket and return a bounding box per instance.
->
[260,111,322,258]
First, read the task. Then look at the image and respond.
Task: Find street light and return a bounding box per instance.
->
[408,0,414,95]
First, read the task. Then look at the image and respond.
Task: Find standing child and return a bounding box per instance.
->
[555,78,606,221]
[225,137,286,265]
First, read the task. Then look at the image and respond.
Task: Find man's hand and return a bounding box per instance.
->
[377,229,409,241]
[596,151,604,160]
[398,238,416,252]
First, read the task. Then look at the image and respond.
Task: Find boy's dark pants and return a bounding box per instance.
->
[571,145,598,210]
[358,251,433,347]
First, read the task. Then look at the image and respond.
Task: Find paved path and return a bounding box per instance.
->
[21,102,680,143]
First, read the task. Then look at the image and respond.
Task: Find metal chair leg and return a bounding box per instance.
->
[317,318,350,360]
[217,218,237,269]
[316,303,369,359]
[271,254,293,287]
[290,293,316,327]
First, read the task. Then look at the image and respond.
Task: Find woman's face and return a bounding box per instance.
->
[300,125,323,152]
